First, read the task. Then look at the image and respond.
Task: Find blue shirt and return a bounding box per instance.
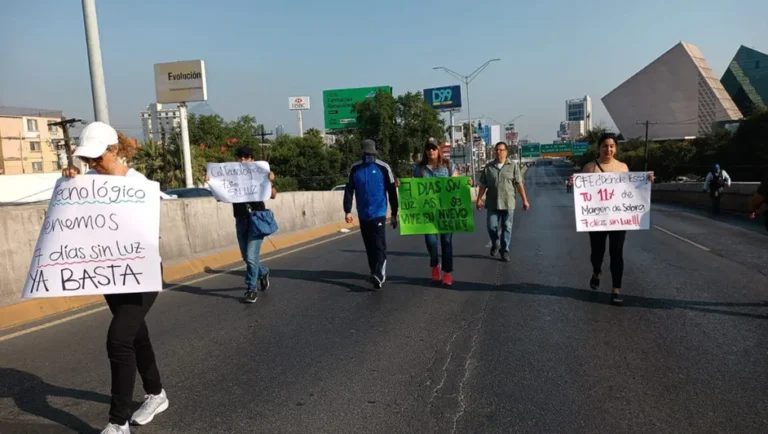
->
[412,162,456,178]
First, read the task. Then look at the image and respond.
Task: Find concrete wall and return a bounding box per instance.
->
[0,191,351,309]
[652,182,759,213]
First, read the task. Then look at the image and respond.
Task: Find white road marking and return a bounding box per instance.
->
[653,225,711,252]
[0,229,360,343]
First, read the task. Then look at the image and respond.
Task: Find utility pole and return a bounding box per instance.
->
[254,127,273,160]
[636,120,659,171]
[48,117,84,171]
[81,0,109,123]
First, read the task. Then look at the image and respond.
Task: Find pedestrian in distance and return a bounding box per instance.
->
[566,177,573,193]
[62,121,169,434]
[343,139,399,290]
[703,164,731,216]
[571,133,654,306]
[206,146,277,303]
[412,138,463,286]
[476,141,530,262]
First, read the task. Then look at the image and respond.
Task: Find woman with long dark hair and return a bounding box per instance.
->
[413,139,460,286]
[576,133,653,305]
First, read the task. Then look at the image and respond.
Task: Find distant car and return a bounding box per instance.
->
[163,187,213,198]
[331,184,346,191]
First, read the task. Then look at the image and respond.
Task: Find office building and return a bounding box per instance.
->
[721,45,768,117]
[0,106,67,175]
[140,103,180,143]
[566,96,592,131]
[557,120,585,142]
[275,125,285,137]
[603,41,742,140]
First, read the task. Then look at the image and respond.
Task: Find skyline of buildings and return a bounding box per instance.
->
[0,106,66,175]
[602,41,743,140]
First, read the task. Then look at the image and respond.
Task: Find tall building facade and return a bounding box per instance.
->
[565,96,592,131]
[140,103,180,143]
[602,41,742,140]
[721,45,768,117]
[275,125,285,137]
[557,120,585,142]
[0,106,66,175]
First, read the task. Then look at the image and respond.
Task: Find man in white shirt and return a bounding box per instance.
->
[703,164,731,216]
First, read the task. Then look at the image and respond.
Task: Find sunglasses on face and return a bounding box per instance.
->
[78,154,104,166]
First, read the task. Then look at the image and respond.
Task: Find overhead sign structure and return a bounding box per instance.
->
[423,85,462,111]
[153,60,208,104]
[540,142,573,157]
[572,142,589,156]
[289,96,310,111]
[521,143,541,158]
[322,86,393,130]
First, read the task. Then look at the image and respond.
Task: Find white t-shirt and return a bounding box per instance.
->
[86,168,171,199]
[495,162,505,170]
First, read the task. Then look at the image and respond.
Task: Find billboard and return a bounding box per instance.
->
[289,96,310,110]
[154,60,208,104]
[423,85,462,110]
[323,86,393,130]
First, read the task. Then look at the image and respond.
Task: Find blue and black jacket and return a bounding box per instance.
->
[343,155,399,221]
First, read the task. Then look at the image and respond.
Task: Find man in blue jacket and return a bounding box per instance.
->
[343,139,399,289]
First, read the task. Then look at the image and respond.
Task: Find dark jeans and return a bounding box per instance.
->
[360,217,387,281]
[425,234,453,273]
[710,192,722,215]
[104,292,163,425]
[588,231,627,289]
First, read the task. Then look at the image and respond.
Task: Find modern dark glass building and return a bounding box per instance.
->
[721,45,768,117]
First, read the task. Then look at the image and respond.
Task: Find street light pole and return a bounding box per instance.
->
[81,0,109,123]
[433,58,500,181]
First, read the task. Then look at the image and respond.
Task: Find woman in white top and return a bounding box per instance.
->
[62,122,169,434]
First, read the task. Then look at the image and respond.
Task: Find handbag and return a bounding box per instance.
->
[249,209,279,237]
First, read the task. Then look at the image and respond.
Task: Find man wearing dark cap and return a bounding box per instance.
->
[343,139,399,289]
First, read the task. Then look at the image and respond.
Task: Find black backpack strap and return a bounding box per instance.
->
[594,160,605,172]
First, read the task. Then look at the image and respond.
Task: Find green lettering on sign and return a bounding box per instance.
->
[398,177,474,235]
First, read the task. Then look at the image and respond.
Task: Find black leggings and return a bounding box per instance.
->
[105,292,163,425]
[588,231,626,289]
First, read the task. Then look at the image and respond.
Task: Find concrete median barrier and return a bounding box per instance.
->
[0,191,357,330]
[652,182,759,214]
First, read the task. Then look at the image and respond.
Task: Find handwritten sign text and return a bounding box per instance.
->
[573,172,651,231]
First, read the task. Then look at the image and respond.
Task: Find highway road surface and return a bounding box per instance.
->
[2,163,767,434]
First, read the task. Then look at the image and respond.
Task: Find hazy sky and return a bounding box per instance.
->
[2,0,766,142]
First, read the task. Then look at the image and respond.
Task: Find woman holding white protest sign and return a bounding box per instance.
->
[62,121,169,434]
[572,133,654,306]
[205,146,278,303]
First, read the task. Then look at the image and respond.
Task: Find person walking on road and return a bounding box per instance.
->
[63,122,169,434]
[703,164,731,216]
[206,146,278,303]
[566,177,573,193]
[343,139,399,289]
[413,138,461,286]
[574,133,654,306]
[476,141,530,262]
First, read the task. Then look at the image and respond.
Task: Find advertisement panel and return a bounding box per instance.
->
[154,60,207,104]
[322,86,393,130]
[289,96,310,111]
[423,85,462,110]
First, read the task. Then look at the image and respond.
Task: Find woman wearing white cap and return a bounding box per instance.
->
[63,121,169,434]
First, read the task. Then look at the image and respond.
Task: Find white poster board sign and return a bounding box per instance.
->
[22,176,162,299]
[206,161,271,203]
[573,172,651,232]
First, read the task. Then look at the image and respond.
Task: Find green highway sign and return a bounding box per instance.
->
[540,143,572,155]
[322,86,393,130]
[521,143,541,158]
[572,142,589,156]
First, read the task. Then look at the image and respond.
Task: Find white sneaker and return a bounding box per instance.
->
[101,422,130,434]
[130,389,169,425]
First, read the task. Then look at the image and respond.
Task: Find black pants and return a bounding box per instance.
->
[104,292,163,425]
[710,193,722,215]
[588,231,626,289]
[360,217,387,280]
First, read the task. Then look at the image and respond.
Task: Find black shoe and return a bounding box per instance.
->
[371,275,383,290]
[590,274,600,290]
[244,290,258,303]
[490,246,499,257]
[500,252,511,262]
[259,272,270,292]
[610,292,623,306]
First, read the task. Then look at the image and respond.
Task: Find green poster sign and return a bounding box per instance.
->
[521,143,541,158]
[322,86,393,130]
[398,177,474,235]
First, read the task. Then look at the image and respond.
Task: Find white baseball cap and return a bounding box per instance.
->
[74,121,118,158]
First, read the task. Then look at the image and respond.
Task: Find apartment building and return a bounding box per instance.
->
[0,106,66,175]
